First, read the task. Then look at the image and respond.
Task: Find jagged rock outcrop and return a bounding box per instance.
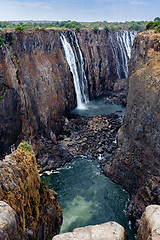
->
[102,31,160,230]
[0,201,20,240]
[0,142,62,239]
[52,222,128,240]
[137,205,160,240]
[0,29,135,169]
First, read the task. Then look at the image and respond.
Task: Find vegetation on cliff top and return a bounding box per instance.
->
[0,20,147,31]
[146,17,160,33]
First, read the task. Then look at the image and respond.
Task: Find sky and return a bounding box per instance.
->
[0,0,159,22]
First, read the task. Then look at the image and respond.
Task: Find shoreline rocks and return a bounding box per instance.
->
[137,205,160,240]
[53,222,128,240]
[0,201,20,240]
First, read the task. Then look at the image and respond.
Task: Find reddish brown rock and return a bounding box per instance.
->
[102,31,160,230]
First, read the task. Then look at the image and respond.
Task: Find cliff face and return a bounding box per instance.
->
[0,30,75,159]
[102,31,160,230]
[0,29,134,166]
[0,142,62,239]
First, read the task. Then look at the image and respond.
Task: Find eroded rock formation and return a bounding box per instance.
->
[0,142,62,239]
[0,201,20,240]
[102,31,160,230]
[0,29,134,168]
[52,222,128,240]
[137,205,160,240]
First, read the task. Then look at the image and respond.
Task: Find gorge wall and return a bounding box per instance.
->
[102,30,160,230]
[0,29,135,168]
[0,142,62,239]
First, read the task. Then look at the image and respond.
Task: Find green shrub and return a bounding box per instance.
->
[15,26,24,33]
[75,26,81,32]
[93,26,99,33]
[154,17,160,22]
[40,27,46,30]
[0,35,4,49]
[19,140,32,151]
[35,26,40,30]
[104,26,109,31]
[146,21,154,30]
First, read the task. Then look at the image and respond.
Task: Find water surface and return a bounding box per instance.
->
[42,156,135,239]
[70,94,125,117]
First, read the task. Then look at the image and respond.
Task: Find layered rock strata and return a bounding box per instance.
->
[52,222,128,240]
[102,31,160,230]
[0,29,134,167]
[0,142,62,239]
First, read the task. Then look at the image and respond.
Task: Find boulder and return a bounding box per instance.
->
[53,221,128,240]
[137,205,160,240]
[0,201,20,240]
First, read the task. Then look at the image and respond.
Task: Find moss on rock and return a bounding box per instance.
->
[0,142,62,239]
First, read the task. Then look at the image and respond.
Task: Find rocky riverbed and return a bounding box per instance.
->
[57,113,122,162]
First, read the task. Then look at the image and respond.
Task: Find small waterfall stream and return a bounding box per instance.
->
[109,31,137,79]
[61,34,89,109]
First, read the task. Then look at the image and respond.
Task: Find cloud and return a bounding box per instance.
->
[130,1,149,5]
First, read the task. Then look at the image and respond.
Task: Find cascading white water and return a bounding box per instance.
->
[74,33,89,103]
[60,34,89,109]
[109,31,137,79]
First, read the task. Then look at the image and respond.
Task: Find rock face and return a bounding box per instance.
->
[102,31,160,230]
[0,201,20,240]
[0,29,135,168]
[52,222,128,240]
[0,142,62,239]
[137,205,160,240]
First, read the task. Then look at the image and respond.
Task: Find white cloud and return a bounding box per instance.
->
[130,1,149,5]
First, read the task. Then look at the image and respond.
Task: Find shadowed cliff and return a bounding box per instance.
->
[102,30,160,230]
[0,29,135,168]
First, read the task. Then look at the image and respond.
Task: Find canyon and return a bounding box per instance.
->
[0,28,160,239]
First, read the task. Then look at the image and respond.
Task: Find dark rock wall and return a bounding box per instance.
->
[0,29,134,162]
[102,31,160,230]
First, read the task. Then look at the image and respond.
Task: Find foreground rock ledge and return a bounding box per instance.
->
[137,205,160,240]
[0,201,20,240]
[53,222,128,240]
[0,142,62,239]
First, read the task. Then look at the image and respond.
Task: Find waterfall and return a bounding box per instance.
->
[60,33,89,109]
[109,31,136,79]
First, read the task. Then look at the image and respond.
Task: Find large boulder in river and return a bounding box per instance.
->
[53,221,128,240]
[0,201,20,240]
[137,205,160,240]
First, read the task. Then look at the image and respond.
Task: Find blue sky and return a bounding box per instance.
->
[0,0,159,22]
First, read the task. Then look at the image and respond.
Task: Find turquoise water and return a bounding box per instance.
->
[42,97,135,239]
[70,94,125,117]
[42,156,135,239]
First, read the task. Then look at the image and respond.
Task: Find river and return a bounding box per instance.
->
[41,96,135,239]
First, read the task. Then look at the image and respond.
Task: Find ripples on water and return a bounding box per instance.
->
[42,96,135,239]
[42,157,135,239]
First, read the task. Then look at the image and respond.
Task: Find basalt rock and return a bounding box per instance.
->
[102,31,160,231]
[57,113,122,162]
[0,142,62,239]
[0,29,134,164]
